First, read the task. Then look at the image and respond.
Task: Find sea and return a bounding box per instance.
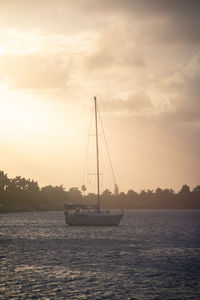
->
[0,210,199,299]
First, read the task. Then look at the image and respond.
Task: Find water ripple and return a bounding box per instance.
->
[0,210,200,299]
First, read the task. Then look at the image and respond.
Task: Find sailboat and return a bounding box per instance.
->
[64,96,123,226]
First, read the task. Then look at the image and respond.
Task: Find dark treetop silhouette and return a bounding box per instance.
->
[0,170,199,212]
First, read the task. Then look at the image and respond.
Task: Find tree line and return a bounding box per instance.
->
[0,170,199,212]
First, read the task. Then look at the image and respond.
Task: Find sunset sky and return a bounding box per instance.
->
[0,0,199,193]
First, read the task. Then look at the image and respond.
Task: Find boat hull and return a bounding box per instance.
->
[65,214,123,226]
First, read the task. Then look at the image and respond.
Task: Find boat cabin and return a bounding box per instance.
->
[64,204,110,217]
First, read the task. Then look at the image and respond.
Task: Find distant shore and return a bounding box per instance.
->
[1,170,200,213]
[1,207,200,214]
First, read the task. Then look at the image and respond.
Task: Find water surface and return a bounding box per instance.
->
[0,210,199,299]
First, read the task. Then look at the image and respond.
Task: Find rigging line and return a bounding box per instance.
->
[81,103,94,188]
[97,103,117,185]
[99,137,113,191]
[97,102,124,214]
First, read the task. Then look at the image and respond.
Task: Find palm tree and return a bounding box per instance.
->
[0,171,10,191]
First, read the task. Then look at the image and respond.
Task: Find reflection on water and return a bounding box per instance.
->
[0,210,200,299]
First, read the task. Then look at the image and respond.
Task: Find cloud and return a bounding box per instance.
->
[64,0,200,16]
[1,0,199,122]
[2,0,199,45]
[68,0,200,45]
[0,0,199,191]
[85,27,146,71]
[139,15,200,46]
[0,53,71,89]
[99,94,152,114]
[157,52,200,123]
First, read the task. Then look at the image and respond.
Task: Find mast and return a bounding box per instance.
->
[94,96,100,211]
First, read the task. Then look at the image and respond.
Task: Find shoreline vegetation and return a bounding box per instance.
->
[0,170,199,213]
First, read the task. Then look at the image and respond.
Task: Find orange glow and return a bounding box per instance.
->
[0,1,199,192]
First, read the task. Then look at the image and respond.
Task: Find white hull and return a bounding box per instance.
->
[65,214,123,226]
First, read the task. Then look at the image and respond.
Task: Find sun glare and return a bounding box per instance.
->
[0,94,47,138]
[0,85,78,146]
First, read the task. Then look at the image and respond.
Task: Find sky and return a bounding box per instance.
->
[0,0,200,193]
